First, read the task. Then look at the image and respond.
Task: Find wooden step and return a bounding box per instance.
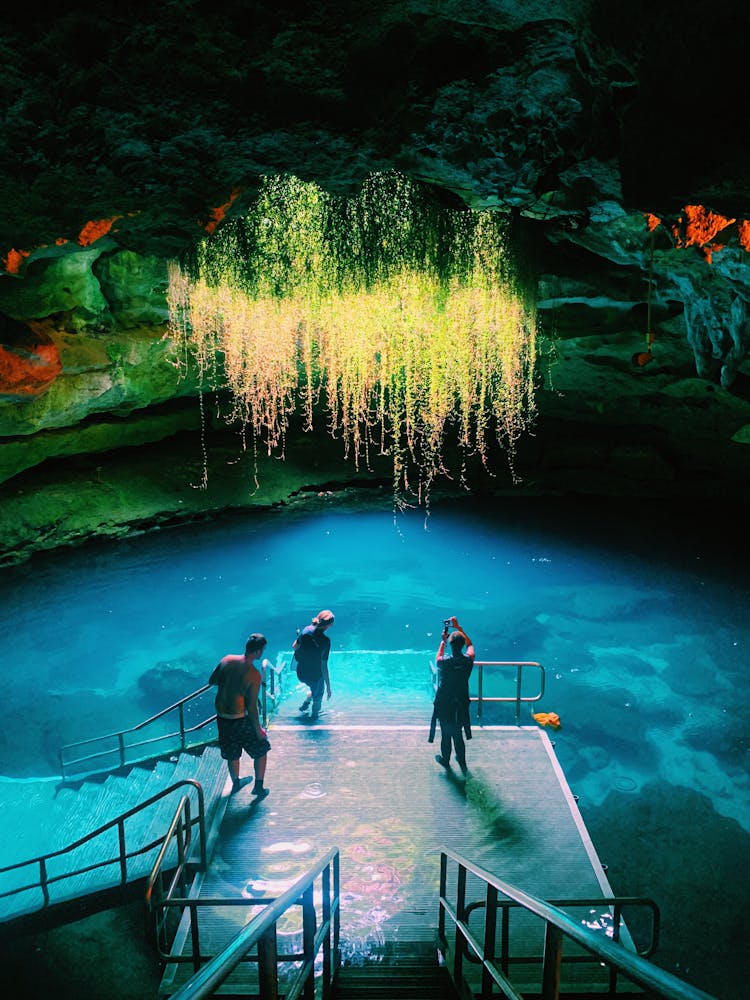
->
[0,747,229,928]
[334,964,459,999]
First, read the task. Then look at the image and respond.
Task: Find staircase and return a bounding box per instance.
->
[0,745,228,933]
[334,943,459,999]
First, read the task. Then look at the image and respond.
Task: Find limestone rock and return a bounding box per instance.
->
[0,319,62,399]
[0,245,114,330]
[96,251,170,329]
[0,1,749,559]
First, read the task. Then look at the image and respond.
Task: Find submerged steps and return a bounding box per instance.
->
[160,725,617,996]
[333,942,460,1000]
[0,745,228,929]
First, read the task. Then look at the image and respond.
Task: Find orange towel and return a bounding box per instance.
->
[532,711,561,729]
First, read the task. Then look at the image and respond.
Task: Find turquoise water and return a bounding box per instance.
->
[1,496,748,994]
[1,499,748,820]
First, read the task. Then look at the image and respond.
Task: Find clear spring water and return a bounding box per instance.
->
[0,496,747,994]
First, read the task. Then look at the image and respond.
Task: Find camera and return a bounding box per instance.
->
[443,619,452,628]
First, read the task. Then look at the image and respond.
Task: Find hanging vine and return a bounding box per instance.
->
[168,172,538,509]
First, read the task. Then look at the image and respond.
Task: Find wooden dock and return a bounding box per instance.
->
[160,713,621,995]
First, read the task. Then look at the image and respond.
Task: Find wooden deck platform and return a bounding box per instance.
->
[161,717,621,995]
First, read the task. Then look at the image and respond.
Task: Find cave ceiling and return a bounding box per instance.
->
[2,1,749,248]
[1,0,750,561]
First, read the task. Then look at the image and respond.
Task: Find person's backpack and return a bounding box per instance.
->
[294,629,321,684]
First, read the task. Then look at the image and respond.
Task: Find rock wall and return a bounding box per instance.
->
[1,1,749,562]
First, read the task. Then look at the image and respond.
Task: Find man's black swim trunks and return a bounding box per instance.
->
[217,716,271,761]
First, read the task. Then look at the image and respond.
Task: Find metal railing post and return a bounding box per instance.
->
[333,850,340,962]
[482,884,498,997]
[118,819,128,883]
[192,783,207,870]
[454,863,467,986]
[438,852,448,941]
[541,922,563,999]
[39,858,49,906]
[515,665,523,725]
[118,731,126,769]
[322,861,332,994]
[179,702,186,750]
[190,900,201,972]
[477,664,483,722]
[257,925,279,1000]
[501,902,510,976]
[176,810,186,875]
[302,883,316,1000]
[609,902,623,994]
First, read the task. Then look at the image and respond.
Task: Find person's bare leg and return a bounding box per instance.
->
[228,758,242,792]
[253,754,269,799]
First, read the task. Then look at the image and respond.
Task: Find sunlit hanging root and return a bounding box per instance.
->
[168,173,538,509]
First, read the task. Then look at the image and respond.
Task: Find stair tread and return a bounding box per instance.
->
[334,990,454,999]
[1,749,225,905]
[335,963,457,999]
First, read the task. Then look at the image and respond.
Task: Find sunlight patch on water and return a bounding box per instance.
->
[263,840,314,855]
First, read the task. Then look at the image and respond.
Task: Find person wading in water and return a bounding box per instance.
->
[293,609,334,720]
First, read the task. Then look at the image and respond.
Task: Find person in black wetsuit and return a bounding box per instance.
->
[293,609,334,720]
[430,616,474,775]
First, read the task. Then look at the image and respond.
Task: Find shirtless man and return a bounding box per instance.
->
[209,633,271,798]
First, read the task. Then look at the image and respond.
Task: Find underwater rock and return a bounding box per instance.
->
[577,745,610,771]
[565,584,661,622]
[138,660,206,709]
[682,725,750,768]
[662,649,724,698]
[582,781,749,1000]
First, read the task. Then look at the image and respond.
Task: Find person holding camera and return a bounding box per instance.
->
[429,615,475,775]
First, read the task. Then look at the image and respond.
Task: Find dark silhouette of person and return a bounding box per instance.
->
[293,609,334,720]
[430,616,474,775]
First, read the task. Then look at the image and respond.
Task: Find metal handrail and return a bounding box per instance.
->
[462,894,660,960]
[0,779,207,914]
[145,795,200,952]
[58,686,216,780]
[58,655,289,780]
[58,652,531,779]
[156,848,340,1000]
[438,847,717,1000]
[431,659,545,725]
